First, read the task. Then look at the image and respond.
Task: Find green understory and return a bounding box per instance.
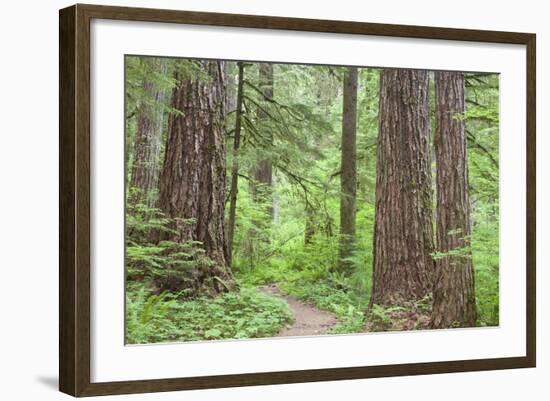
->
[126,284,292,344]
[125,197,498,344]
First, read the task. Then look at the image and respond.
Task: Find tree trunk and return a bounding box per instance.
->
[338,67,358,272]
[431,71,477,328]
[157,60,233,293]
[246,63,274,258]
[304,203,316,246]
[129,59,167,206]
[252,63,274,218]
[225,62,237,115]
[371,68,434,307]
[226,62,245,267]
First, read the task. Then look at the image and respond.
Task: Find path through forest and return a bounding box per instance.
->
[259,284,338,337]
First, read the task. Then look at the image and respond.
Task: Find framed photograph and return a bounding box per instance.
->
[59,4,536,397]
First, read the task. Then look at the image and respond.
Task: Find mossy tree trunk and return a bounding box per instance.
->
[252,63,274,216]
[129,58,167,206]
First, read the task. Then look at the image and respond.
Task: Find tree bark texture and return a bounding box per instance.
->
[129,59,167,206]
[431,71,477,328]
[226,62,245,266]
[338,67,358,272]
[157,60,233,292]
[371,68,434,306]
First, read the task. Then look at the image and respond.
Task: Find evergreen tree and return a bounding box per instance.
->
[431,71,477,328]
[157,60,233,293]
[338,67,358,272]
[371,68,434,306]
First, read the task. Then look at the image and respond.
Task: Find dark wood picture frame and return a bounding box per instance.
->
[59,3,536,397]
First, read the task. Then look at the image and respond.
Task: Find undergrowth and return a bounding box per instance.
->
[126,284,293,344]
[125,187,499,344]
[235,232,371,334]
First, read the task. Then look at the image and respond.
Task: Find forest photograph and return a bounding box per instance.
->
[124,55,499,344]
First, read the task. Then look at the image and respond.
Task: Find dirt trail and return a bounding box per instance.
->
[259,284,338,337]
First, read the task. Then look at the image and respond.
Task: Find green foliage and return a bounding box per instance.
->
[431,244,472,263]
[235,233,369,334]
[465,73,500,327]
[472,218,499,326]
[367,295,432,332]
[126,286,178,344]
[282,277,367,334]
[368,304,404,331]
[126,286,292,344]
[126,198,214,296]
[125,59,500,343]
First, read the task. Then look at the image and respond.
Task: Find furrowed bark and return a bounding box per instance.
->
[371,68,434,307]
[157,60,233,293]
[431,71,477,328]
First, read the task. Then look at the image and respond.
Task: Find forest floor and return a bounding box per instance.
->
[258,284,338,336]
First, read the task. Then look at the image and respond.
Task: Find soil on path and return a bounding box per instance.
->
[259,284,338,337]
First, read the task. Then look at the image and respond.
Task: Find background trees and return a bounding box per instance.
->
[252,63,275,219]
[246,63,276,256]
[125,56,500,343]
[128,58,167,206]
[227,62,246,266]
[338,67,358,273]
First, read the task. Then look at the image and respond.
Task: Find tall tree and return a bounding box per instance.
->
[370,68,434,307]
[245,63,275,258]
[157,60,233,293]
[227,62,245,266]
[252,63,274,218]
[304,68,339,247]
[129,58,167,206]
[338,67,358,272]
[431,71,477,328]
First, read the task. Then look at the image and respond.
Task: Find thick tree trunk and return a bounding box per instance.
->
[226,62,245,267]
[338,67,358,272]
[431,71,477,328]
[157,60,233,293]
[129,59,167,206]
[371,68,434,307]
